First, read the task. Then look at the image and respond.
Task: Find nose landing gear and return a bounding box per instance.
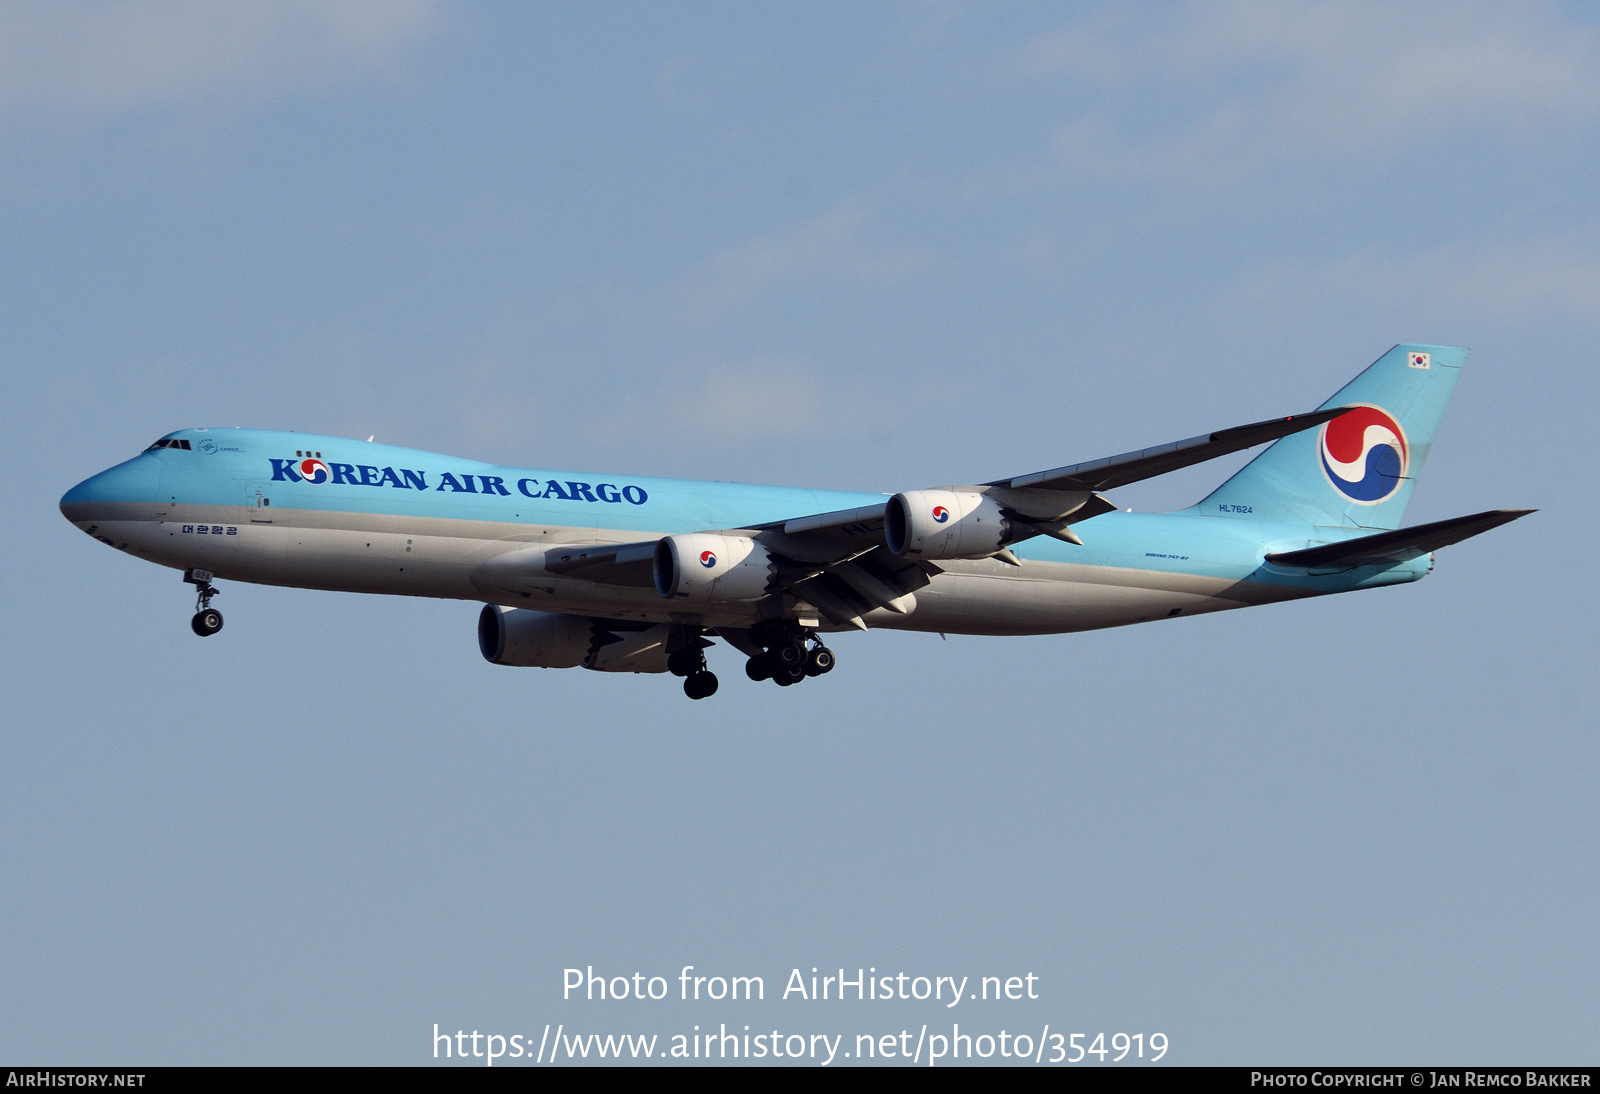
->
[185,569,223,637]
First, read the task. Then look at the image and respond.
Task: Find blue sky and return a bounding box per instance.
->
[2,1,1595,1064]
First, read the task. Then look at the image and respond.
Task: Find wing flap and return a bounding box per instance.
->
[830,558,916,614]
[781,502,887,536]
[791,575,870,630]
[1265,509,1534,568]
[752,502,889,563]
[998,492,1120,539]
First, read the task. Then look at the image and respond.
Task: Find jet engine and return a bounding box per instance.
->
[478,606,673,673]
[653,533,773,602]
[884,490,1011,560]
[478,605,592,667]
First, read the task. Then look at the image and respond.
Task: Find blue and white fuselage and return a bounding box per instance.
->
[59,430,1424,630]
[59,345,1529,696]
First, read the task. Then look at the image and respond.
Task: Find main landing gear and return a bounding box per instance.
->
[185,569,223,637]
[743,621,834,688]
[667,638,718,700]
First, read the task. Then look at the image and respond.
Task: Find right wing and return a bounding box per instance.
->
[473,407,1353,627]
[756,406,1350,554]
[988,408,1352,493]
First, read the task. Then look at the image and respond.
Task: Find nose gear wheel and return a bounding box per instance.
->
[184,569,223,637]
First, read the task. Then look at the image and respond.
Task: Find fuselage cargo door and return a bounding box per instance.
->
[244,480,274,523]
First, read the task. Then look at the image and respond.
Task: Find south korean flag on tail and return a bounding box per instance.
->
[1408,351,1431,369]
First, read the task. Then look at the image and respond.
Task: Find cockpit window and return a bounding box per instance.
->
[143,438,192,452]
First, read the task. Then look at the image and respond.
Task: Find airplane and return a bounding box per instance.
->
[60,344,1530,699]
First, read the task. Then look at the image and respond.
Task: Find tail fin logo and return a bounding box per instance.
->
[1320,406,1408,504]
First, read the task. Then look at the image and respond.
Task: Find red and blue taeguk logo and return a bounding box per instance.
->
[298,458,330,484]
[699,549,717,568]
[1319,405,1407,504]
[931,505,950,523]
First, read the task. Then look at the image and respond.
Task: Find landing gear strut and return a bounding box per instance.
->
[668,631,718,700]
[745,621,834,688]
[185,569,223,637]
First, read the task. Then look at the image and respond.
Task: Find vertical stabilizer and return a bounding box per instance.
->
[1199,344,1465,530]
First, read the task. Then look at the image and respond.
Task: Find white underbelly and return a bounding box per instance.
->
[92,509,1296,636]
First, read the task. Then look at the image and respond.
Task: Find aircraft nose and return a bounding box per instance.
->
[60,457,159,526]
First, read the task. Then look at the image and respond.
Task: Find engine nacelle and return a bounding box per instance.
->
[478,605,592,668]
[885,490,1011,560]
[478,606,671,673]
[653,533,773,602]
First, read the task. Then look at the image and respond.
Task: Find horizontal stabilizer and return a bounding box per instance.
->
[1265,509,1534,569]
[995,408,1351,493]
